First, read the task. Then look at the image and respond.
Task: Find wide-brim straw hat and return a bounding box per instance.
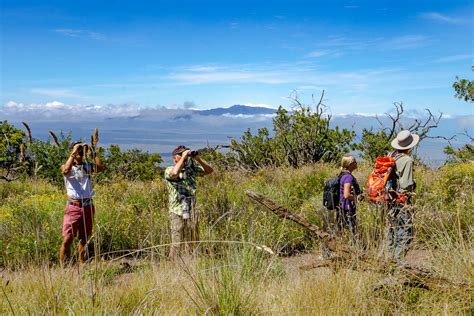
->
[391,130,420,150]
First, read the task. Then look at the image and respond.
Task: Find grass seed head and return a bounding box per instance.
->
[92,128,99,147]
[22,122,32,144]
[49,131,60,146]
[20,143,25,162]
[84,144,90,159]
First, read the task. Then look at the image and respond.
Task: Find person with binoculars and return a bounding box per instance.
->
[165,146,213,259]
[59,142,105,266]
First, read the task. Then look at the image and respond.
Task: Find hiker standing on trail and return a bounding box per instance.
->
[387,130,419,261]
[338,155,361,244]
[165,146,213,259]
[60,142,105,265]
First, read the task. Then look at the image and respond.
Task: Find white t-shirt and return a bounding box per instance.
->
[64,163,95,200]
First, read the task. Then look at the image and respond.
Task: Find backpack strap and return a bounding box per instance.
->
[389,151,405,161]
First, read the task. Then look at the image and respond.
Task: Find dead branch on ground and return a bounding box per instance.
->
[245,190,471,291]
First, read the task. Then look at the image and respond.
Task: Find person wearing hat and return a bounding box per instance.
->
[165,146,213,259]
[59,141,105,266]
[387,130,419,261]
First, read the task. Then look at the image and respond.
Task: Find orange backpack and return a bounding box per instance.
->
[366,157,396,203]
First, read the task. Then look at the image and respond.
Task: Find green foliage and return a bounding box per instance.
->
[0,121,25,168]
[444,144,474,163]
[273,106,356,166]
[230,127,277,169]
[28,132,72,185]
[434,162,474,204]
[356,102,442,163]
[0,180,63,267]
[98,145,163,182]
[197,147,226,165]
[1,125,162,184]
[452,76,474,102]
[358,129,392,162]
[0,180,169,267]
[0,164,473,315]
[1,156,472,271]
[230,104,356,169]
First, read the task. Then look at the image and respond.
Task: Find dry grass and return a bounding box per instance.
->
[1,238,472,315]
[1,163,472,314]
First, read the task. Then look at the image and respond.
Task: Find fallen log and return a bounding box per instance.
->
[245,189,471,291]
[245,189,353,258]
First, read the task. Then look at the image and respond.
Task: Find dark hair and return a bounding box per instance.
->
[172,145,189,156]
[69,141,82,152]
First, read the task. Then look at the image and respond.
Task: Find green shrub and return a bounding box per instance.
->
[98,145,163,182]
[229,102,356,169]
[1,163,473,268]
[435,163,474,204]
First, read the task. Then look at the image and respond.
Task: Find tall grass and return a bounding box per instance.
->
[0,162,472,314]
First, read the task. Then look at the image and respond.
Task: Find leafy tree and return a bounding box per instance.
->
[230,127,279,169]
[358,102,444,163]
[445,75,473,161]
[28,132,72,185]
[453,76,474,102]
[98,145,163,181]
[0,121,27,180]
[444,144,474,163]
[272,105,355,167]
[358,129,391,162]
[229,92,357,169]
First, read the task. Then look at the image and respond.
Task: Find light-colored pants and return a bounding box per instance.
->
[169,208,199,259]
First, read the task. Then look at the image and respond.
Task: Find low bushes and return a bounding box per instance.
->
[1,163,472,269]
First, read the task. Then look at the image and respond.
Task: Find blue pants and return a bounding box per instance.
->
[336,208,357,245]
[387,207,413,261]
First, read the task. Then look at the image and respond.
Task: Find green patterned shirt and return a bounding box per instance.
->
[165,161,204,215]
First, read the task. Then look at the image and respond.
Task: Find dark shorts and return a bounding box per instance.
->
[62,203,95,242]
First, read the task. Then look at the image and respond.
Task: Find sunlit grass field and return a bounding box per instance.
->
[1,162,472,314]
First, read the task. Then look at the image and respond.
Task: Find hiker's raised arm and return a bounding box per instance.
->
[194,155,213,175]
[169,149,190,178]
[61,143,81,175]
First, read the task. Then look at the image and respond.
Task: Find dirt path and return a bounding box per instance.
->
[281,248,433,274]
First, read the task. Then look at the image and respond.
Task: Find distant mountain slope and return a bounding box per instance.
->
[195,104,277,116]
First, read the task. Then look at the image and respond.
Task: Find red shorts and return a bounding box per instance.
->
[62,203,95,242]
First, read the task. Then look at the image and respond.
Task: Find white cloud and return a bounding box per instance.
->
[228,22,239,29]
[168,62,401,89]
[31,88,83,98]
[333,112,382,117]
[296,85,325,92]
[222,113,275,120]
[318,36,383,50]
[242,102,277,109]
[458,115,474,128]
[420,12,465,25]
[435,54,472,63]
[169,71,292,84]
[1,100,278,123]
[381,35,432,50]
[316,34,432,52]
[45,101,65,108]
[305,50,331,58]
[185,65,222,72]
[52,29,106,40]
[2,101,142,121]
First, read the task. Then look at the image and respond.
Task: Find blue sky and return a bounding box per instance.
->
[1,0,473,116]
